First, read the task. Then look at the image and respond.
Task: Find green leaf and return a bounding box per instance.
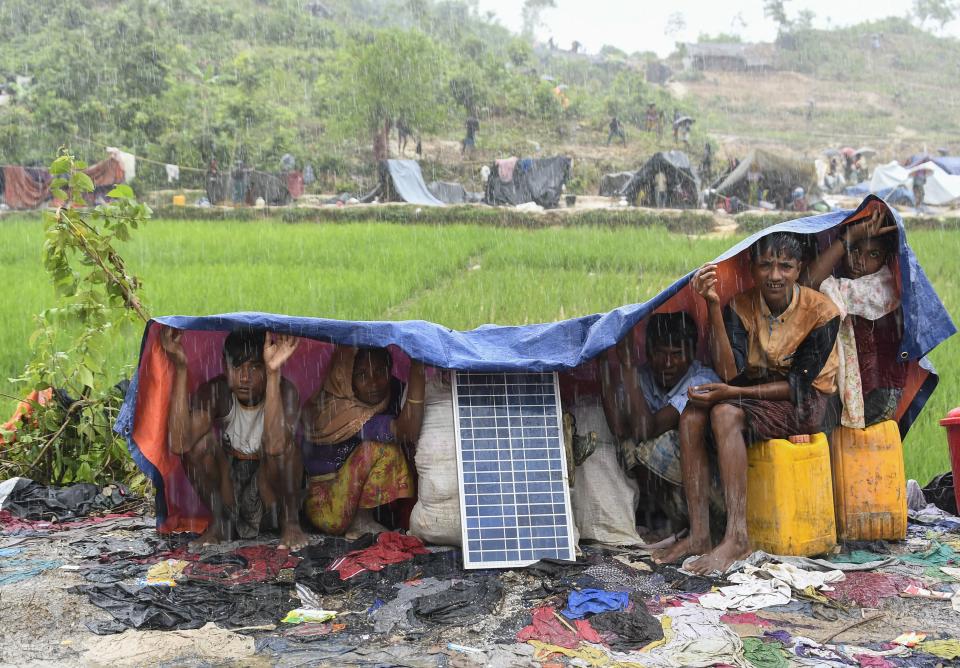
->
[70,172,95,193]
[50,156,72,175]
[78,365,94,389]
[107,184,134,199]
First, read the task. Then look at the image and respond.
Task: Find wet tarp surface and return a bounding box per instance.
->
[843,180,915,206]
[380,160,445,206]
[715,149,818,207]
[484,156,571,208]
[116,196,953,533]
[907,154,960,175]
[620,151,700,207]
[598,172,634,197]
[427,180,475,204]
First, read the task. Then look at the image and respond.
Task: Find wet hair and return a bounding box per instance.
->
[223,329,266,367]
[749,232,805,263]
[645,312,698,355]
[354,347,392,373]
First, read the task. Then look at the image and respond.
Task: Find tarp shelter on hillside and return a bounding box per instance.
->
[2,157,125,210]
[427,181,481,205]
[205,169,293,206]
[871,161,960,206]
[368,160,445,207]
[115,196,954,535]
[598,172,634,197]
[484,156,571,209]
[620,151,700,208]
[714,149,818,209]
[907,154,960,176]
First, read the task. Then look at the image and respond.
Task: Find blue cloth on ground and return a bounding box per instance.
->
[562,588,630,619]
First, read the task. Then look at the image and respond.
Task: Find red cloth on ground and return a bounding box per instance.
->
[329,532,429,580]
[171,545,300,585]
[824,572,921,607]
[721,612,773,627]
[856,656,895,668]
[516,605,603,649]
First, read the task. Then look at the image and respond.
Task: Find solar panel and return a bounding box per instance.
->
[453,371,576,569]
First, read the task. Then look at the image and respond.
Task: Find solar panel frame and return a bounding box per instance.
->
[453,370,576,569]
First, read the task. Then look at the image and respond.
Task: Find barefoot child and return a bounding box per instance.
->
[805,205,904,428]
[161,327,308,551]
[655,232,841,574]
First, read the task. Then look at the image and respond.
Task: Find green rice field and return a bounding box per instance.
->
[0,216,957,483]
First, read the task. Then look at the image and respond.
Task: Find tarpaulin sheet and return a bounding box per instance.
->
[382,160,445,206]
[484,156,571,208]
[115,196,954,534]
[871,160,960,206]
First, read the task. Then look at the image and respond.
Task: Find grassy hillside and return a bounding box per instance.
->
[673,18,960,159]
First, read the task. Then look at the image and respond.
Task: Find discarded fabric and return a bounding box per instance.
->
[328,532,429,579]
[825,572,921,607]
[588,607,663,650]
[72,580,294,633]
[411,577,502,624]
[183,545,299,585]
[561,588,629,619]
[699,572,792,611]
[918,638,960,659]
[742,637,790,668]
[516,605,602,648]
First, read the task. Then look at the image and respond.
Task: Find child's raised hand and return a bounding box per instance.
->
[845,207,898,244]
[691,263,721,304]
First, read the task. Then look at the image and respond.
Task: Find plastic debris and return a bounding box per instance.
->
[892,632,927,647]
[281,608,337,624]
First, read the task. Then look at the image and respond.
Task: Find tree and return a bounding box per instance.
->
[794,9,816,30]
[521,0,556,38]
[664,12,687,36]
[342,29,450,160]
[763,0,791,30]
[913,0,958,30]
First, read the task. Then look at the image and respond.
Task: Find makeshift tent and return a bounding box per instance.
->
[484,156,571,209]
[871,161,960,206]
[204,169,293,206]
[620,151,700,208]
[368,160,445,206]
[3,157,125,210]
[843,180,915,207]
[714,149,818,208]
[116,196,954,535]
[907,154,960,176]
[598,172,634,197]
[427,181,481,205]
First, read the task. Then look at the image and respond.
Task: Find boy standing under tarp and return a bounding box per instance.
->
[161,327,308,551]
[655,233,840,573]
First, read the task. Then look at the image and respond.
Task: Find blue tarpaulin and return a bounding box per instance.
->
[381,160,445,207]
[115,195,954,533]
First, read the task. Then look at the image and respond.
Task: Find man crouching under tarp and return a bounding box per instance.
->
[160,327,308,551]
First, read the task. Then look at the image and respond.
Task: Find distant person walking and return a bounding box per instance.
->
[607,116,626,146]
[700,142,713,182]
[657,109,665,140]
[462,116,480,157]
[396,117,413,155]
[645,103,658,133]
[672,109,680,143]
[913,169,927,214]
